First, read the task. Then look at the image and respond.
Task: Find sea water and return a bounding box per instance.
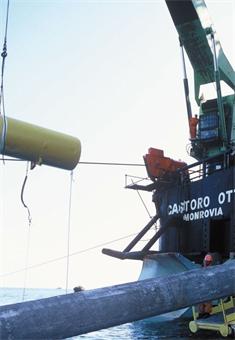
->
[0,287,223,339]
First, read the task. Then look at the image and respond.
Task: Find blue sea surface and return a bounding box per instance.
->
[0,287,224,339]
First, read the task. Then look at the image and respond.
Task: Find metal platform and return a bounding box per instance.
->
[189,297,235,337]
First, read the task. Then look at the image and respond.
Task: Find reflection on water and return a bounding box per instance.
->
[69,319,224,340]
[129,318,226,339]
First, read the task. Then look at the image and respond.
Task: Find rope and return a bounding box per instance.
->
[79,161,145,167]
[22,225,31,301]
[0,232,140,278]
[0,158,145,166]
[131,179,152,219]
[20,162,32,226]
[0,0,10,112]
[0,0,10,161]
[65,171,73,293]
[125,174,150,186]
[20,162,32,300]
[125,174,149,180]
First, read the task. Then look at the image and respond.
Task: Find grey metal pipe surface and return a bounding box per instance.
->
[0,262,235,339]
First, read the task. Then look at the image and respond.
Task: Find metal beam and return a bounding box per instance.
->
[102,248,158,260]
[0,261,234,339]
[123,215,158,252]
[165,0,235,103]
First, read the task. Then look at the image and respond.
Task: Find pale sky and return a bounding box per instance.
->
[0,0,234,290]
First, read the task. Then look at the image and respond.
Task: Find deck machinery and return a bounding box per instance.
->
[103,0,235,335]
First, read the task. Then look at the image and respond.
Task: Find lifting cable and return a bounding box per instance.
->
[22,221,31,301]
[65,171,73,293]
[21,162,33,301]
[0,0,10,160]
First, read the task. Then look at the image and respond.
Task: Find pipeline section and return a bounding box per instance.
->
[0,261,234,339]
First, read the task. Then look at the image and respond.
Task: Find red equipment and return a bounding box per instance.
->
[144,148,187,179]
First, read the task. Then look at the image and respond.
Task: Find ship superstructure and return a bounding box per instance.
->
[103,0,235,269]
[148,0,235,263]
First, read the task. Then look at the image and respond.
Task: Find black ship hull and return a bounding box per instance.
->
[155,160,235,263]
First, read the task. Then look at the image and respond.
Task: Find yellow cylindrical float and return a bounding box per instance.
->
[0,116,81,170]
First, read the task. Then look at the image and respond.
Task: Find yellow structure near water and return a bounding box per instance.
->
[0,116,81,170]
[189,297,235,337]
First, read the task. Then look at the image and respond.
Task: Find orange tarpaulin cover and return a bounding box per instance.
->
[144,148,187,179]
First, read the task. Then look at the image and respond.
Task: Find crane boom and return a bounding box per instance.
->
[165,0,235,104]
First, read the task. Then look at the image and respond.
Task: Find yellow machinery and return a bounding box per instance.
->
[0,116,81,170]
[189,297,235,337]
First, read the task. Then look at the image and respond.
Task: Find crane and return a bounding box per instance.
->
[166,0,235,160]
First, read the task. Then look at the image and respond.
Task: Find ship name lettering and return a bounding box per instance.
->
[183,207,223,221]
[168,189,235,216]
[218,189,235,204]
[168,196,210,215]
